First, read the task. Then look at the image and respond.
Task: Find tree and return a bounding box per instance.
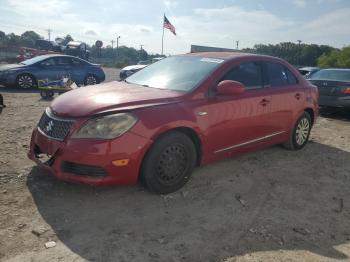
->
[243,42,335,66]
[20,31,42,47]
[318,46,350,68]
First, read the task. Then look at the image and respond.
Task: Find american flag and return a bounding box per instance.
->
[163,15,176,36]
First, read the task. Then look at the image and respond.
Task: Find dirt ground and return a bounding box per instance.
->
[1,69,350,261]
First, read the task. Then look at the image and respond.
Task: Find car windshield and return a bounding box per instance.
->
[126,56,223,92]
[20,56,48,65]
[309,69,350,82]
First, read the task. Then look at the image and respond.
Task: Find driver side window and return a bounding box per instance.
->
[221,62,263,90]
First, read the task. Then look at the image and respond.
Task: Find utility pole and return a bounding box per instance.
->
[139,45,144,61]
[47,29,52,41]
[236,40,239,50]
[116,35,121,62]
[297,40,302,66]
[111,40,115,63]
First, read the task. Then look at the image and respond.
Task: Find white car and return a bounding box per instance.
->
[119,57,164,80]
[119,64,147,80]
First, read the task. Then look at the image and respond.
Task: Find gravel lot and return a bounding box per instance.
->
[0,67,350,262]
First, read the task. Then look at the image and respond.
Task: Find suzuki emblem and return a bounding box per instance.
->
[45,120,54,132]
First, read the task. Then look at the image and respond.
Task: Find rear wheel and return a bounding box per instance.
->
[141,132,197,194]
[283,112,312,150]
[17,74,36,89]
[84,75,98,86]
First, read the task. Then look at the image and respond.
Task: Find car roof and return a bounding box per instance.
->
[318,68,350,71]
[299,67,319,70]
[37,54,75,59]
[183,52,278,61]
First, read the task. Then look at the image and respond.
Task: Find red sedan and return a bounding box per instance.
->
[28,52,319,194]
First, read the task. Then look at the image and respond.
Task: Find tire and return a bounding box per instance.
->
[40,90,54,99]
[141,131,197,194]
[84,75,98,86]
[16,74,36,89]
[283,112,312,150]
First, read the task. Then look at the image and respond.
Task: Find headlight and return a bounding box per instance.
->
[73,113,137,139]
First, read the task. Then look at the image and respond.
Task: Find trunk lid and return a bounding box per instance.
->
[308,79,350,97]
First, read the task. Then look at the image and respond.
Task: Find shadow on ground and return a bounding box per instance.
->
[320,107,350,122]
[0,86,40,94]
[26,142,350,261]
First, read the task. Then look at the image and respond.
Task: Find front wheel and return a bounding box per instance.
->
[141,132,197,194]
[17,74,36,89]
[283,112,312,150]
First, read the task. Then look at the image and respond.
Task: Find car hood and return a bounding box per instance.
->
[0,64,25,71]
[121,64,147,71]
[50,81,184,118]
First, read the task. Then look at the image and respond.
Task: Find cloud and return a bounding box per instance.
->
[8,0,69,15]
[293,0,306,7]
[85,30,97,36]
[301,8,350,44]
[3,1,350,54]
[164,0,178,9]
[135,25,153,34]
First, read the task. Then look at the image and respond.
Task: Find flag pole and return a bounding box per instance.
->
[161,13,164,55]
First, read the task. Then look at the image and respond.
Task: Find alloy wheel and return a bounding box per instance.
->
[295,118,310,146]
[85,75,97,85]
[18,75,34,89]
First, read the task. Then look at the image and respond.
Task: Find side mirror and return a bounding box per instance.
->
[217,80,245,96]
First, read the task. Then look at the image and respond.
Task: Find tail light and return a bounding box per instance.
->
[341,87,350,94]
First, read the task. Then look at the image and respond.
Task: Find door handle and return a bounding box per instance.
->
[197,111,208,116]
[259,99,270,106]
[295,93,301,100]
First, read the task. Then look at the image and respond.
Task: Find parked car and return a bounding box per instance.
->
[298,66,319,78]
[28,53,319,194]
[119,64,148,80]
[119,57,164,80]
[308,68,350,109]
[0,54,105,89]
[64,41,90,61]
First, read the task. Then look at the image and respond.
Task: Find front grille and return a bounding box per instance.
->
[38,108,74,141]
[61,161,107,177]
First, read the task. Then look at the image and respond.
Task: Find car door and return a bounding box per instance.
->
[53,57,72,79]
[34,58,63,82]
[263,61,304,132]
[203,61,274,158]
[69,57,87,85]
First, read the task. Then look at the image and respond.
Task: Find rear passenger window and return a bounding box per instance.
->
[222,62,263,90]
[266,62,288,86]
[55,57,71,65]
[265,62,298,86]
[286,69,298,84]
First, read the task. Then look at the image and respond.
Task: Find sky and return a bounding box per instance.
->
[0,0,349,55]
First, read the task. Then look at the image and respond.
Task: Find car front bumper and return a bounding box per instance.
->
[319,95,350,108]
[28,127,153,186]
